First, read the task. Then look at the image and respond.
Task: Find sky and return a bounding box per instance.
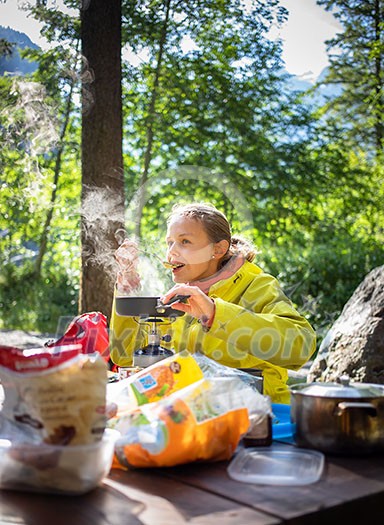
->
[277,0,341,81]
[0,0,341,83]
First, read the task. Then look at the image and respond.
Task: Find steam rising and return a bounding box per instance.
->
[1,79,59,212]
[81,186,124,283]
[81,56,95,115]
[81,187,171,295]
[81,0,92,10]
[9,80,59,156]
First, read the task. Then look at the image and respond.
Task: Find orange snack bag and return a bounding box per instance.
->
[113,378,255,468]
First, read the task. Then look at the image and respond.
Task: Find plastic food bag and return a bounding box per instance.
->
[45,311,110,363]
[0,344,108,446]
[193,352,263,393]
[192,354,271,445]
[113,376,271,468]
[107,350,204,418]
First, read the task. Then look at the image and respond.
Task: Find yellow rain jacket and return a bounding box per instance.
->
[110,261,316,403]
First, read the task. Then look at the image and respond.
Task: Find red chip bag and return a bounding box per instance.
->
[45,312,110,363]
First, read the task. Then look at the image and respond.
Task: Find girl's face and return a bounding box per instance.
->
[166,216,220,283]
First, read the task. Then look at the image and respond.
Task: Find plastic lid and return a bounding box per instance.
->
[227,445,324,486]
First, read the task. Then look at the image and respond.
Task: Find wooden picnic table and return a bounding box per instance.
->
[1,441,384,525]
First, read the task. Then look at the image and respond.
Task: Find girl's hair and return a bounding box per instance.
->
[167,202,256,267]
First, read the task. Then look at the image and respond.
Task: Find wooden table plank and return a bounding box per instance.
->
[0,467,279,525]
[107,468,280,524]
[159,445,384,524]
[1,452,384,525]
[0,483,142,525]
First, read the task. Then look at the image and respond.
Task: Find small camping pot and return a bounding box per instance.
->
[290,377,384,455]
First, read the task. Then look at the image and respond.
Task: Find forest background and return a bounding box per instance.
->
[0,0,383,350]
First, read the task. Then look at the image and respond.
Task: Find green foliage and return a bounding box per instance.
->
[0,262,78,333]
[0,37,14,57]
[317,0,384,155]
[1,0,383,348]
[260,231,384,339]
[0,1,81,331]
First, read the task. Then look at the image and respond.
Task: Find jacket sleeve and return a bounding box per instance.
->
[208,272,316,370]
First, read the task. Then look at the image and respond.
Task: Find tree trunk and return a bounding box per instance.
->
[80,0,124,319]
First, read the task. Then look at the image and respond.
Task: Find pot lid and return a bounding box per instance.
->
[290,376,384,398]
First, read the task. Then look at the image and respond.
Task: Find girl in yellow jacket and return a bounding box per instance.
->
[110,202,316,404]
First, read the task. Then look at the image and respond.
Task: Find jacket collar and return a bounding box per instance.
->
[189,254,245,294]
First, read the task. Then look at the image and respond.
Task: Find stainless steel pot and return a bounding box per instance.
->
[290,378,384,455]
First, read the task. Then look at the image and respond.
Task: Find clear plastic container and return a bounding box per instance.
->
[227,444,324,485]
[0,429,119,495]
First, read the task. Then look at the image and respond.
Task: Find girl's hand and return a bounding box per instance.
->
[160,285,215,325]
[115,239,141,294]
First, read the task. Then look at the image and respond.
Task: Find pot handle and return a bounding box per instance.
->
[334,401,377,418]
